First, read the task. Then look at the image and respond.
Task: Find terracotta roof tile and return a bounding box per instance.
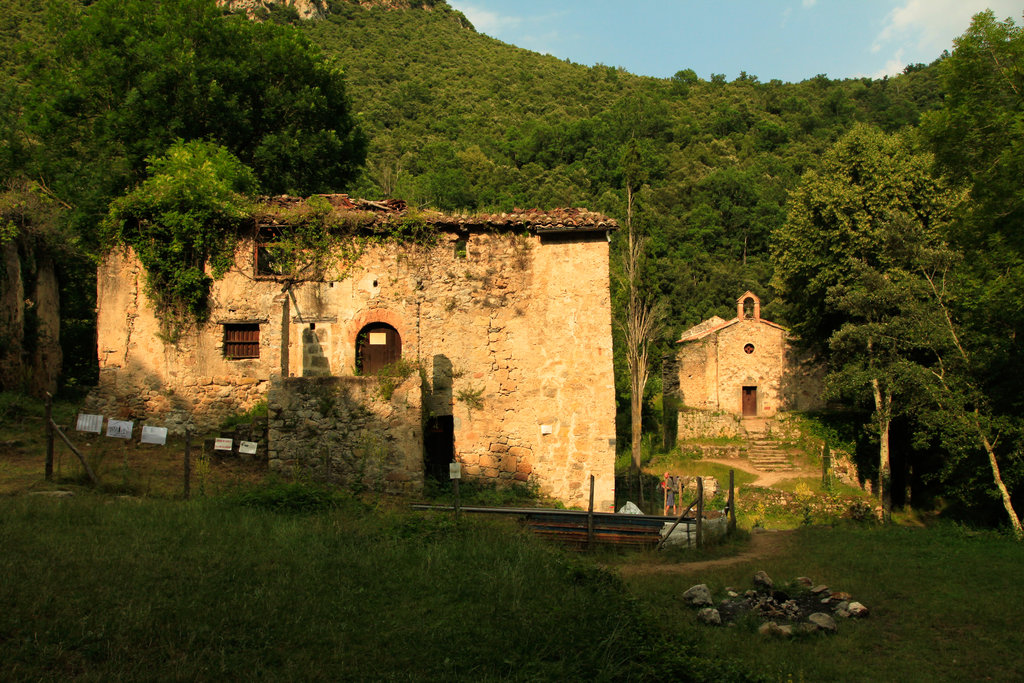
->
[255,195,618,232]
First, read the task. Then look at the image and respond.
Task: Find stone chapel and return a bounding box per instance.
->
[674,291,822,419]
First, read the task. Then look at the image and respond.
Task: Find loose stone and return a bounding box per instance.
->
[683,584,713,607]
[848,602,869,617]
[753,570,774,590]
[697,608,722,626]
[808,612,838,633]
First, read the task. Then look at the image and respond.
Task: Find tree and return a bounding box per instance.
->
[618,141,662,491]
[102,141,256,340]
[920,11,1024,537]
[25,0,366,236]
[826,265,935,522]
[772,124,958,521]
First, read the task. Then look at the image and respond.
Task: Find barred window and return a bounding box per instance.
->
[224,323,260,359]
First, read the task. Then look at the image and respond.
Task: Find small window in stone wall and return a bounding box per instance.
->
[454,238,468,259]
[744,343,755,354]
[224,323,260,359]
[255,226,284,276]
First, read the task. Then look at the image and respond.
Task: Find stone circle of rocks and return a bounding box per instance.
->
[683,571,869,637]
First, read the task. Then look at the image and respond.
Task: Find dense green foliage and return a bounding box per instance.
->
[304,0,942,338]
[102,141,257,338]
[773,13,1024,531]
[24,0,365,231]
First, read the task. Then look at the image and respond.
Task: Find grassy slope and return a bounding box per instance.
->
[0,496,750,681]
[3,493,1023,681]
[622,524,1024,681]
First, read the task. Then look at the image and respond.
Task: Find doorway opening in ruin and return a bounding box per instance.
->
[742,386,758,416]
[424,415,455,481]
[356,322,401,374]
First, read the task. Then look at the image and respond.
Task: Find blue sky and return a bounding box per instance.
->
[447,1,1023,82]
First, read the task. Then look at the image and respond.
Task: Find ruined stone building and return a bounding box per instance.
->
[89,196,618,509]
[674,291,822,420]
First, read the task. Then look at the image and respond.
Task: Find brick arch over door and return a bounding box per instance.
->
[356,322,401,374]
[347,310,410,374]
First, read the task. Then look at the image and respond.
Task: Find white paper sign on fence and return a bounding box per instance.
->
[449,462,462,480]
[140,425,168,445]
[214,437,233,451]
[106,419,134,439]
[76,413,103,433]
[238,440,258,455]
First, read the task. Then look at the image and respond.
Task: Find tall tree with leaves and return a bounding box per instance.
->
[25,0,366,237]
[773,124,958,521]
[921,10,1024,538]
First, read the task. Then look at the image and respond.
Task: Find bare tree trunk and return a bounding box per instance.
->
[922,270,1023,539]
[622,181,661,506]
[0,240,25,391]
[871,377,893,523]
[30,253,61,398]
[977,412,1023,539]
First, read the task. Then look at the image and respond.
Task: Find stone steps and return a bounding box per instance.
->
[744,438,796,472]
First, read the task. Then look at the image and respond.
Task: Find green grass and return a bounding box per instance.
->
[619,523,1024,682]
[647,457,758,489]
[0,493,754,681]
[772,475,865,497]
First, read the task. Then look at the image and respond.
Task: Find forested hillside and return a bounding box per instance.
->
[303,0,941,335]
[3,0,1020,531]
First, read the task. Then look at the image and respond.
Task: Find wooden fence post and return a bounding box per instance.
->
[453,477,460,519]
[728,469,736,533]
[587,474,595,551]
[184,429,191,500]
[696,477,704,549]
[45,393,54,481]
[51,421,99,486]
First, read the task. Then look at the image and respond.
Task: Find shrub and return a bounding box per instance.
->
[228,481,353,513]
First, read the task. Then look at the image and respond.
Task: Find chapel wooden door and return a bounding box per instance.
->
[742,386,758,416]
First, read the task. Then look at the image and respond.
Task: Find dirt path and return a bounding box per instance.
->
[700,457,817,488]
[616,529,798,576]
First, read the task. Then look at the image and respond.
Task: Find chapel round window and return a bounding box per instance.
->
[744,343,755,354]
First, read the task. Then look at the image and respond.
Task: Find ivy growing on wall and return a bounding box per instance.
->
[102,140,257,341]
[103,142,444,341]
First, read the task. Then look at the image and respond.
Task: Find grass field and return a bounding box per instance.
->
[4,396,1023,681]
[619,523,1024,681]
[3,488,1023,681]
[0,493,751,681]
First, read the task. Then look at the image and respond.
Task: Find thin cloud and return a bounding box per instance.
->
[802,0,817,8]
[873,0,1022,58]
[449,3,568,40]
[872,49,907,79]
[450,3,523,35]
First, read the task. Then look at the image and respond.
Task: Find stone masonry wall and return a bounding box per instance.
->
[90,226,616,509]
[267,375,423,493]
[676,318,821,418]
[715,320,788,416]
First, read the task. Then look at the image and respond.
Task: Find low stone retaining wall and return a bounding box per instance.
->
[267,375,423,494]
[677,410,741,440]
